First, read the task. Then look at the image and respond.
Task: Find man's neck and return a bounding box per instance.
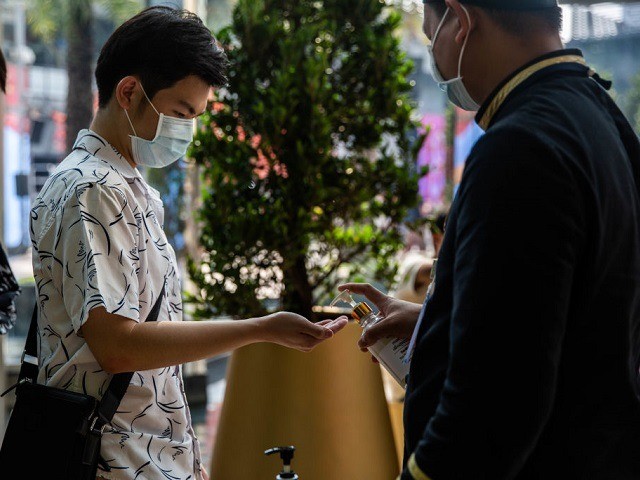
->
[472,34,564,106]
[89,108,137,169]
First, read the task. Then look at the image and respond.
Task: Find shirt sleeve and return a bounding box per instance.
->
[56,181,141,332]
[406,127,587,479]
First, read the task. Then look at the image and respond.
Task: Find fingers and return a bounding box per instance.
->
[307,316,349,338]
[326,316,348,334]
[297,317,349,352]
[338,283,387,306]
[357,320,397,349]
[305,322,333,340]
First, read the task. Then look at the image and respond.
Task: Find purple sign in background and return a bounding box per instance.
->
[417,113,447,213]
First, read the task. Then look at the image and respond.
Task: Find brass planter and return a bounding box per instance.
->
[209,321,400,479]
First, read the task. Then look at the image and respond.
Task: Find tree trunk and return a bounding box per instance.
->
[66,0,94,153]
[444,105,456,204]
[287,253,314,320]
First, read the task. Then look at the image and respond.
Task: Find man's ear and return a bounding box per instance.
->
[115,76,139,111]
[446,0,475,45]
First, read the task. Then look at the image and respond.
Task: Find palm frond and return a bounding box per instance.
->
[98,0,144,25]
[27,0,64,42]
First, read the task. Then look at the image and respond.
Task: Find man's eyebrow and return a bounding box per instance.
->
[179,99,206,116]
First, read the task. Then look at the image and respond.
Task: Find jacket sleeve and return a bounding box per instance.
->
[404,127,587,479]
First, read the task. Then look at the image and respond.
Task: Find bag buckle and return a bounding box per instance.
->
[20,350,38,366]
[83,416,107,468]
[89,415,108,435]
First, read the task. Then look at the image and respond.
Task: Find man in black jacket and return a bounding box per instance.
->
[341,0,640,478]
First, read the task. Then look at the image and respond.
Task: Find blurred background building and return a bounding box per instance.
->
[3,0,640,259]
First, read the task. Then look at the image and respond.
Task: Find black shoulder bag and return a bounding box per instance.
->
[0,286,165,479]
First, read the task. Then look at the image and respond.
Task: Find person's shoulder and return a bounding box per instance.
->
[459,122,576,204]
[495,76,604,141]
[38,149,130,207]
[467,124,556,174]
[31,156,136,248]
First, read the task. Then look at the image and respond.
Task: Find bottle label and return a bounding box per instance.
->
[370,337,411,388]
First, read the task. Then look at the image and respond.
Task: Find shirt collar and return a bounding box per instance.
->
[72,129,142,180]
[475,49,587,131]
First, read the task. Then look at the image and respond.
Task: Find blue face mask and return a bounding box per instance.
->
[124,84,195,168]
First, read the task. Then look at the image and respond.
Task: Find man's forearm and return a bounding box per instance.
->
[123,318,265,371]
[83,308,265,374]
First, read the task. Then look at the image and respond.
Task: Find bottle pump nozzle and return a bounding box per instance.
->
[330,290,372,324]
[265,446,297,479]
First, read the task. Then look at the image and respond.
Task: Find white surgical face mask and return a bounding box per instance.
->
[123,84,195,168]
[427,7,480,111]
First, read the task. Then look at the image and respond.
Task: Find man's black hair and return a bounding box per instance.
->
[427,1,563,37]
[96,6,228,108]
[0,48,6,93]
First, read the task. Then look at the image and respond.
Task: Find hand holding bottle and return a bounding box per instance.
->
[337,283,422,351]
[332,286,419,387]
[260,312,348,352]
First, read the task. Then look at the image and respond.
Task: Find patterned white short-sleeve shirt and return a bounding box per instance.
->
[30,130,203,480]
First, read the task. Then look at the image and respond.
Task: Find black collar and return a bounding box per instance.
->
[475,49,592,130]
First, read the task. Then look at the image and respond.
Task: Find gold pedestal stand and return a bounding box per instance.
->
[209,321,400,479]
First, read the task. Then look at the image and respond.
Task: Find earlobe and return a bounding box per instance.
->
[455,23,470,45]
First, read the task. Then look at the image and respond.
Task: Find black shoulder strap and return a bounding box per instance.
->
[17,285,166,427]
[16,305,40,383]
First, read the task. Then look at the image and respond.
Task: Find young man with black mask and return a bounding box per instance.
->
[30,7,346,479]
[342,1,640,478]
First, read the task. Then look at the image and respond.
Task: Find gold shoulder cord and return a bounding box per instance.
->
[477,55,587,130]
[407,453,433,480]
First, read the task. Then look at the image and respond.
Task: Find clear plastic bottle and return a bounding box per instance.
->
[331,290,410,388]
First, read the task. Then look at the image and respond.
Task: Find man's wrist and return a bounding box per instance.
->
[249,315,272,343]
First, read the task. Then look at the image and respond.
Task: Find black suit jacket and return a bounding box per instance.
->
[403,49,640,479]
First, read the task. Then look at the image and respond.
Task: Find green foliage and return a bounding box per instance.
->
[188,0,420,319]
[27,0,143,42]
[626,72,640,134]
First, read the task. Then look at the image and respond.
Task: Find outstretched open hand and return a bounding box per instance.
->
[262,312,348,352]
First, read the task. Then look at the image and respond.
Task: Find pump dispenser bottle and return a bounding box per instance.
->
[331,290,410,388]
[265,446,298,480]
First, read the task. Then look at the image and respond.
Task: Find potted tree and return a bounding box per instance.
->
[188,0,420,321]
[188,0,422,477]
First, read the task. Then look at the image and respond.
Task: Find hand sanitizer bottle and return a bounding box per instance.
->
[265,446,299,480]
[331,290,410,388]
